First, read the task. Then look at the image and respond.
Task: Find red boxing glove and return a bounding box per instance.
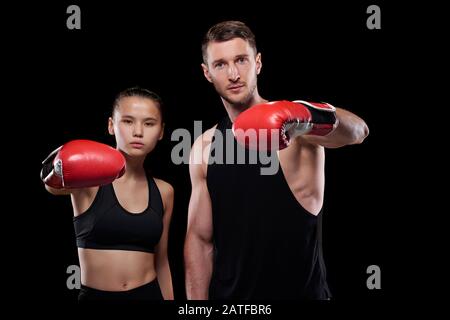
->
[41,140,126,189]
[232,100,337,150]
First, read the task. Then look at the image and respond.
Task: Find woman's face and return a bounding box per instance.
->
[108,96,164,157]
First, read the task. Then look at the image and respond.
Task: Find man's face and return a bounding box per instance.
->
[202,38,261,106]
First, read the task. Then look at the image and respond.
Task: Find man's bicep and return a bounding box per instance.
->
[297,134,342,149]
[187,164,213,242]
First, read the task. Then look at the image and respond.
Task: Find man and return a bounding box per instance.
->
[184,21,369,299]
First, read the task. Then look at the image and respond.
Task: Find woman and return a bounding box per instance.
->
[42,87,174,301]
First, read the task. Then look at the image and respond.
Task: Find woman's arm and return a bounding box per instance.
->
[154,179,174,300]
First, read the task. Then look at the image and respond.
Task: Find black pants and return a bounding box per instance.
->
[78,279,163,302]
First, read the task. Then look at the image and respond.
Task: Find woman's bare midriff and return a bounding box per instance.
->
[78,248,156,291]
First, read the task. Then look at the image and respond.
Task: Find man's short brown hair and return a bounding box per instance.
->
[202,21,257,64]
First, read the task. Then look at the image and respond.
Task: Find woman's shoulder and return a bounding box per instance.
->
[153,178,174,204]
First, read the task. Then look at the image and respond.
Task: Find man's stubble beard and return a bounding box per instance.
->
[219,81,257,110]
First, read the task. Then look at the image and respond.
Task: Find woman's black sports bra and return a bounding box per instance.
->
[73,176,163,253]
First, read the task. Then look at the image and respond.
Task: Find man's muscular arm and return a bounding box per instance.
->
[302,107,369,148]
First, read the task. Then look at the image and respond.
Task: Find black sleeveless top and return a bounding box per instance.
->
[73,175,164,253]
[207,116,331,299]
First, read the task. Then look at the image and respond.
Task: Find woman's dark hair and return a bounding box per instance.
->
[112,87,164,123]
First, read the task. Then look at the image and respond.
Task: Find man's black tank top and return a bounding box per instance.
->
[206,116,331,300]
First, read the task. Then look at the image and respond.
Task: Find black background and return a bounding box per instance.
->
[7,0,427,311]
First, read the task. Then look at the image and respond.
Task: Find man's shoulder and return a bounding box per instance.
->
[189,124,218,173]
[193,124,218,146]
